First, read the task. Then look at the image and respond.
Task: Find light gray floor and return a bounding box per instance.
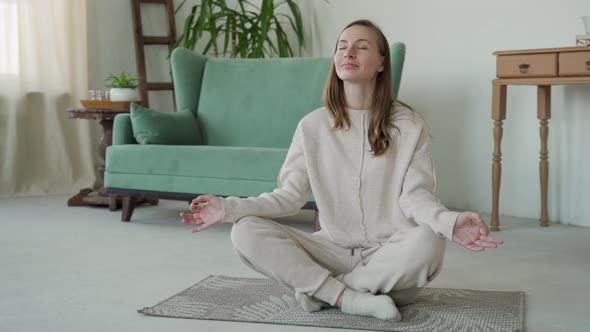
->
[1,195,589,332]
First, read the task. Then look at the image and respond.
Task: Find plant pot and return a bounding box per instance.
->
[109,88,139,101]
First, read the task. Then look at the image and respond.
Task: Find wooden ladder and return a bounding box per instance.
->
[130,0,176,108]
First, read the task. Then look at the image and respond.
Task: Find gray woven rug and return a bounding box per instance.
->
[138,275,524,332]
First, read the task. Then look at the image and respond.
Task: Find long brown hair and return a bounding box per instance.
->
[323,19,403,156]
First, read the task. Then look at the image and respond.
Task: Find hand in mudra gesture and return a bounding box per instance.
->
[452,212,504,251]
[179,194,224,233]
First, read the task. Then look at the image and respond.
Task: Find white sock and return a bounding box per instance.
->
[295,292,329,313]
[341,289,402,321]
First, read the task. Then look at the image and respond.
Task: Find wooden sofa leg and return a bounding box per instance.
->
[108,196,118,211]
[314,209,321,232]
[121,196,137,222]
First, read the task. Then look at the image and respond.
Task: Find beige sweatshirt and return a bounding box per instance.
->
[220,103,460,246]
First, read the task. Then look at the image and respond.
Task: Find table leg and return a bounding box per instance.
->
[538,86,551,227]
[67,118,120,208]
[98,119,113,183]
[67,114,153,210]
[109,196,118,211]
[491,83,506,231]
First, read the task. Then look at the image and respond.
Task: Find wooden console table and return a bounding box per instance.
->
[491,46,590,231]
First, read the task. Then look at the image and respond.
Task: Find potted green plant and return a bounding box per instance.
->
[104,71,140,101]
[174,0,305,58]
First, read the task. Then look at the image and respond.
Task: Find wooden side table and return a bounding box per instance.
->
[491,46,590,231]
[66,108,127,209]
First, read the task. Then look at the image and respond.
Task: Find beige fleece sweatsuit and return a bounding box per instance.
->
[220,102,460,307]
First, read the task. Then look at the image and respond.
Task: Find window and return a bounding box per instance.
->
[0,0,18,75]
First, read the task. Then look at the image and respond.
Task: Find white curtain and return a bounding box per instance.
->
[0,0,99,198]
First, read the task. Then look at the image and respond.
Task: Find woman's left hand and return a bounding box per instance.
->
[452,212,504,251]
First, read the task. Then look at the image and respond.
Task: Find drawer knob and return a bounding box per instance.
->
[518,63,530,74]
[586,60,590,71]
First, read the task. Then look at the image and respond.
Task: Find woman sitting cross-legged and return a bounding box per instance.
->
[180,19,504,321]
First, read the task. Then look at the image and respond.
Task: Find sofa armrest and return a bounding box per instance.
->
[113,114,137,145]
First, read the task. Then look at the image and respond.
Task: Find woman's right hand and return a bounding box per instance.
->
[452,211,503,251]
[180,194,224,233]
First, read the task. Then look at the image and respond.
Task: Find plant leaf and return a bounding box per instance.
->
[278,13,302,47]
[273,17,288,57]
[195,0,210,41]
[285,0,304,45]
[242,0,261,11]
[174,0,189,15]
[265,33,279,56]
[223,12,231,56]
[255,0,273,57]
[182,5,197,48]
[207,5,220,56]
[203,37,215,55]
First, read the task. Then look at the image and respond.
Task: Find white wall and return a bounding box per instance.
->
[88,0,590,227]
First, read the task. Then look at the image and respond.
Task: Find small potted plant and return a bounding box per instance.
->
[105,71,140,101]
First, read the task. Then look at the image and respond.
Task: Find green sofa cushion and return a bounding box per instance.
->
[130,102,201,145]
[196,57,331,148]
[106,144,287,182]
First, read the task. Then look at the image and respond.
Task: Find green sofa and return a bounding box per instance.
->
[105,43,406,224]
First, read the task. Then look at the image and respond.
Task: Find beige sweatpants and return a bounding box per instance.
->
[230,216,446,307]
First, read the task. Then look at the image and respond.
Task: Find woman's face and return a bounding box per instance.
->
[333,25,384,84]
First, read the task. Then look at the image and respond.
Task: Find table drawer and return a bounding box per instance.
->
[497,53,557,78]
[559,51,590,76]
